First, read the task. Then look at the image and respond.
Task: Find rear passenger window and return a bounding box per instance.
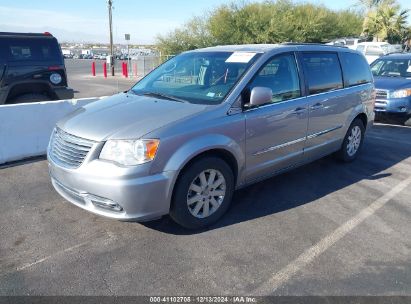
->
[249,53,301,103]
[340,52,373,87]
[7,38,62,62]
[302,53,343,95]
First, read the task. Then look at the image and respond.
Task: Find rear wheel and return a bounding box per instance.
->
[336,119,365,162]
[8,93,51,104]
[170,157,234,229]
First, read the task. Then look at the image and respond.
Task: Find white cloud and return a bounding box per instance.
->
[0,6,181,44]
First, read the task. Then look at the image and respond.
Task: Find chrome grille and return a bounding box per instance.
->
[49,128,96,169]
[376,89,388,100]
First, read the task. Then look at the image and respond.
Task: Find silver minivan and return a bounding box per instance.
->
[48,44,375,229]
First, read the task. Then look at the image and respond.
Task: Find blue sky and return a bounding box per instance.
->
[0,0,409,44]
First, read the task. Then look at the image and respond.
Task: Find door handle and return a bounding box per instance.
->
[310,102,324,110]
[292,107,307,115]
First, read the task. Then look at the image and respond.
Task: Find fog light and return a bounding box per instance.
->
[399,106,407,112]
[85,195,123,212]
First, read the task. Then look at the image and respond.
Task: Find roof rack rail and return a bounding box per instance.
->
[281,42,348,48]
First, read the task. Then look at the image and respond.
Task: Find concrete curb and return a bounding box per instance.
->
[0,97,106,165]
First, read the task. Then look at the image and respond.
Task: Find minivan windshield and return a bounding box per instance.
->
[371,58,411,78]
[131,51,261,104]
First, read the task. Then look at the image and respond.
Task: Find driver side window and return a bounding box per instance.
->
[249,53,301,104]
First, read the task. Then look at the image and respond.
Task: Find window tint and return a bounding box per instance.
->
[302,52,343,95]
[340,52,372,86]
[249,53,301,104]
[7,38,62,62]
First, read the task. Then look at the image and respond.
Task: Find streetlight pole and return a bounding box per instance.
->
[108,0,115,76]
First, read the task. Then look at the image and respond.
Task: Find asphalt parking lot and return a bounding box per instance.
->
[65,59,138,99]
[0,123,410,296]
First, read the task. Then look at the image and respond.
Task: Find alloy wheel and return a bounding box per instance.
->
[186,169,226,219]
[347,125,362,157]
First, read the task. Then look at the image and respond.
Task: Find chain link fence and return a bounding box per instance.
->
[119,55,174,78]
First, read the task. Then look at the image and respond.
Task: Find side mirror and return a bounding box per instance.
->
[249,87,273,107]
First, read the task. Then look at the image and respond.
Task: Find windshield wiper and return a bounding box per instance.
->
[141,91,188,103]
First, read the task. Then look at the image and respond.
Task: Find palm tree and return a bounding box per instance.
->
[358,0,383,11]
[364,3,409,43]
[358,0,395,36]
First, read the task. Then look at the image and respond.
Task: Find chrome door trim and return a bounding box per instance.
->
[307,125,343,139]
[253,125,343,156]
[243,96,307,113]
[253,137,306,156]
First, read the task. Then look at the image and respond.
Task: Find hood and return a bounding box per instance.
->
[57,93,208,141]
[374,76,411,91]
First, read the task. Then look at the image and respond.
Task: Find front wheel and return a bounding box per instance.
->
[170,157,234,229]
[336,119,365,162]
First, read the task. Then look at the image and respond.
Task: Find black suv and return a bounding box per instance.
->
[0,32,73,104]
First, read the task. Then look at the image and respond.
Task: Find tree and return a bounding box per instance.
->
[156,16,213,55]
[364,1,410,43]
[156,1,364,55]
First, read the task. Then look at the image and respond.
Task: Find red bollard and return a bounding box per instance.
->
[122,62,125,76]
[91,61,96,76]
[103,62,107,78]
[124,62,128,78]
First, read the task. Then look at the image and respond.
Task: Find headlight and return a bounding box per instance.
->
[389,89,411,98]
[100,139,160,166]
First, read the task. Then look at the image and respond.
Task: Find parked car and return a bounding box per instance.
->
[356,42,397,64]
[391,44,404,53]
[326,37,366,50]
[371,53,411,125]
[48,44,375,229]
[0,32,73,104]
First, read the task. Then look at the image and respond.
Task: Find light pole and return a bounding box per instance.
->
[107,0,115,76]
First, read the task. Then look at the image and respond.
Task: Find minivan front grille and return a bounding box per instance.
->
[49,128,96,169]
[376,89,388,100]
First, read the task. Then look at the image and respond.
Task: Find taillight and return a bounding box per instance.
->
[44,32,53,36]
[48,66,63,71]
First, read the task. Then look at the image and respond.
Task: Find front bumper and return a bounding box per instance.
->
[374,95,411,115]
[48,156,177,221]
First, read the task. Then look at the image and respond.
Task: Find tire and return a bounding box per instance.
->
[336,118,365,162]
[8,93,51,104]
[170,157,235,229]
